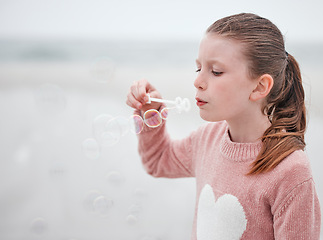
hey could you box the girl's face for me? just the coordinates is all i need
[194,33,257,123]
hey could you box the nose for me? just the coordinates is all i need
[194,73,207,90]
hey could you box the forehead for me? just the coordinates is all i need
[197,33,246,64]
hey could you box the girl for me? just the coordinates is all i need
[126,13,321,239]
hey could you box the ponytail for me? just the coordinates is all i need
[248,53,306,175]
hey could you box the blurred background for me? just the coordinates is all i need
[0,0,322,239]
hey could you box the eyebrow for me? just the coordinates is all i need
[196,58,225,67]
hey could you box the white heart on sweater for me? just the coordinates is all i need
[197,184,247,240]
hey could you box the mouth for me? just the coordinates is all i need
[195,97,208,107]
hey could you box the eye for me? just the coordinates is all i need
[212,71,223,76]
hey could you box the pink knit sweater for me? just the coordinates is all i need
[137,120,321,239]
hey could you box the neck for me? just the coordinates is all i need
[226,110,271,143]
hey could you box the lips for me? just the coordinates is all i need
[196,97,208,107]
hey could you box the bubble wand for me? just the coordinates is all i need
[146,93,191,112]
[130,94,191,134]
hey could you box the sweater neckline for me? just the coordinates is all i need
[220,125,263,162]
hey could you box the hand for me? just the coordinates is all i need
[126,79,163,113]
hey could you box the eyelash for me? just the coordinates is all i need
[212,71,223,76]
[195,69,223,76]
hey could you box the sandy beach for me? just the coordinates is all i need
[0,52,322,239]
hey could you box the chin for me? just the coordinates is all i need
[199,111,223,122]
[199,112,215,122]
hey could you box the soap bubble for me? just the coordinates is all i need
[128,203,142,217]
[125,214,138,225]
[106,171,125,185]
[160,108,169,120]
[100,131,119,147]
[113,116,130,137]
[133,188,147,199]
[101,119,122,146]
[30,217,48,235]
[92,114,132,147]
[92,114,113,145]
[82,138,100,160]
[34,83,66,115]
[83,190,101,213]
[102,116,132,146]
[130,115,144,134]
[90,57,115,83]
[93,195,114,217]
[84,190,114,217]
[143,109,162,128]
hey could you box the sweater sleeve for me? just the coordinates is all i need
[273,178,321,239]
[137,119,200,178]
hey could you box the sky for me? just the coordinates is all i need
[0,0,323,42]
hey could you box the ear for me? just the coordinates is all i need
[249,74,274,101]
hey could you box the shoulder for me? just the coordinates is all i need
[264,150,315,210]
[271,150,312,183]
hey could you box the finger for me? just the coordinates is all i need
[147,89,162,99]
[139,79,160,102]
[130,81,141,101]
[126,91,143,109]
[131,81,145,103]
[136,79,151,103]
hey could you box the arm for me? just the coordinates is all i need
[273,178,321,239]
[137,119,196,178]
[126,79,197,178]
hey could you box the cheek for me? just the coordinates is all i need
[213,83,236,102]
[217,83,251,111]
